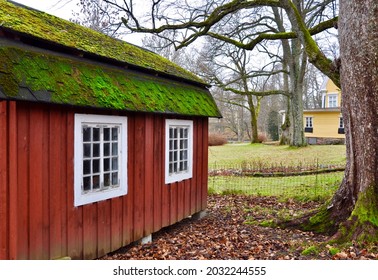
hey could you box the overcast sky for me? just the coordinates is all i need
[11,0,146,45]
[12,0,78,19]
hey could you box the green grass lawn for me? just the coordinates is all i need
[208,143,346,167]
[208,143,346,201]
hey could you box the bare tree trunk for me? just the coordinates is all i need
[297,0,378,240]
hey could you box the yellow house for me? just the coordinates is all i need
[303,77,345,144]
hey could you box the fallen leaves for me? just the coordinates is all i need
[99,195,378,260]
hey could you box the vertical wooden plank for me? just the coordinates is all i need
[0,102,8,259]
[110,197,122,253]
[16,105,29,259]
[41,108,50,259]
[60,111,68,257]
[144,116,154,236]
[169,182,178,225]
[201,118,209,210]
[29,107,44,259]
[66,113,83,260]
[161,118,170,228]
[97,200,111,257]
[133,115,145,240]
[184,179,191,218]
[82,204,98,259]
[8,102,18,259]
[190,119,198,215]
[49,110,63,259]
[195,119,203,212]
[153,116,163,232]
[177,181,185,221]
[123,116,134,246]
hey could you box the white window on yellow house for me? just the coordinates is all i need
[328,94,338,108]
[338,116,345,134]
[305,117,313,133]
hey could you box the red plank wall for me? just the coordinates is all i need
[0,101,209,259]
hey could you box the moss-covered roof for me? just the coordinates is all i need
[0,0,202,84]
[0,44,222,117]
[0,0,221,117]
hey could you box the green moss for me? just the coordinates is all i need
[301,203,336,234]
[335,186,378,244]
[301,245,319,256]
[0,0,204,84]
[328,247,340,256]
[0,45,221,117]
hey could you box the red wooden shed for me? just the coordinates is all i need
[0,0,221,260]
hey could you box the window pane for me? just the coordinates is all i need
[183,161,188,171]
[183,128,188,138]
[93,127,100,141]
[104,173,110,187]
[104,158,110,171]
[112,157,118,170]
[169,163,173,173]
[180,128,184,137]
[104,127,110,141]
[83,144,91,158]
[83,176,91,191]
[112,143,118,156]
[93,175,100,189]
[83,127,91,142]
[179,161,184,171]
[174,140,177,149]
[112,127,118,140]
[93,144,100,157]
[169,151,173,162]
[169,140,173,150]
[181,150,188,160]
[174,152,177,161]
[173,128,177,138]
[173,162,178,173]
[83,160,91,175]
[93,159,100,173]
[104,143,110,156]
[112,172,118,185]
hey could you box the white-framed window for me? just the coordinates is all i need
[74,114,127,207]
[328,94,338,108]
[339,117,344,128]
[305,117,313,128]
[165,119,193,184]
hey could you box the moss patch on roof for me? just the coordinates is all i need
[0,0,203,84]
[0,45,221,117]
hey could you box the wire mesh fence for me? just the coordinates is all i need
[208,161,345,201]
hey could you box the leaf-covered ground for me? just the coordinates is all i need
[99,195,377,260]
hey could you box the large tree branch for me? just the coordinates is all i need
[207,16,337,51]
[282,0,340,87]
[223,87,291,97]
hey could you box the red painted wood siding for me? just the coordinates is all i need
[0,101,209,259]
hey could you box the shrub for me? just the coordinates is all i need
[258,132,268,143]
[208,133,228,146]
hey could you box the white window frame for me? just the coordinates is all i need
[74,114,127,207]
[165,119,193,184]
[339,116,344,129]
[305,117,313,128]
[328,94,338,108]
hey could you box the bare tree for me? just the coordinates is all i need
[198,35,288,143]
[71,0,124,37]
